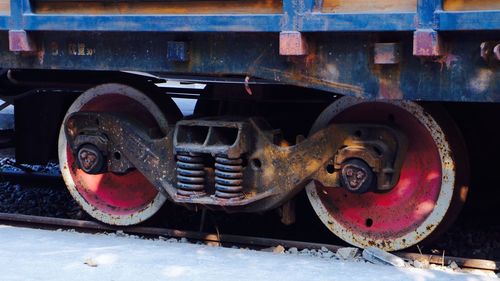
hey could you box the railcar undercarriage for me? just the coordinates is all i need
[12,78,464,252]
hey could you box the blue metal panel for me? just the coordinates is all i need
[416,0,441,29]
[300,13,416,32]
[16,14,284,32]
[437,11,500,31]
[9,0,22,28]
[0,16,9,29]
[20,13,422,32]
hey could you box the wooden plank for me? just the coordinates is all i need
[322,0,416,13]
[0,0,10,15]
[444,0,500,11]
[34,0,282,14]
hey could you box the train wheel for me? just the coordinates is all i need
[306,97,469,251]
[58,83,179,225]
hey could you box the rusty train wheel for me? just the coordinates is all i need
[58,83,178,225]
[306,97,469,251]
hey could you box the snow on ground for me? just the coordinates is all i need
[0,225,497,281]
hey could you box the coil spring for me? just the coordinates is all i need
[176,152,206,197]
[214,156,244,199]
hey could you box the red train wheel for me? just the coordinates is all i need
[58,83,178,225]
[306,97,469,251]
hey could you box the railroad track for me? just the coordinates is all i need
[0,212,497,273]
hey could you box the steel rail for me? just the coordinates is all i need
[0,170,65,186]
[0,212,497,272]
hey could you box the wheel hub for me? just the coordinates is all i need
[340,158,374,193]
[77,144,104,174]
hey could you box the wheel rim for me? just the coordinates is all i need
[59,84,171,225]
[306,97,467,251]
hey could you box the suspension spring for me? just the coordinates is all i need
[214,156,244,199]
[176,152,206,197]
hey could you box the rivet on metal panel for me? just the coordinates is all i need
[279,31,308,56]
[413,29,442,57]
[167,41,189,62]
[9,30,37,52]
[374,43,401,64]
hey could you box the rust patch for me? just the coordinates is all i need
[257,67,365,96]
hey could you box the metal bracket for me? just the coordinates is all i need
[9,30,37,52]
[279,31,308,56]
[167,41,189,62]
[413,29,443,57]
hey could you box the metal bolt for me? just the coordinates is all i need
[77,144,104,174]
[494,44,500,61]
[480,42,491,61]
[374,42,401,65]
[167,41,189,62]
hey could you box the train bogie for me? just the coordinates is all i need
[45,82,469,251]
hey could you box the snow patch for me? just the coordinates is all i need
[0,225,497,281]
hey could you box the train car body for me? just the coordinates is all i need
[0,0,498,251]
[0,0,498,101]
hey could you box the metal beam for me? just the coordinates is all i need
[414,0,442,57]
[20,14,283,32]
[0,3,497,33]
[301,12,416,32]
[437,10,500,31]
